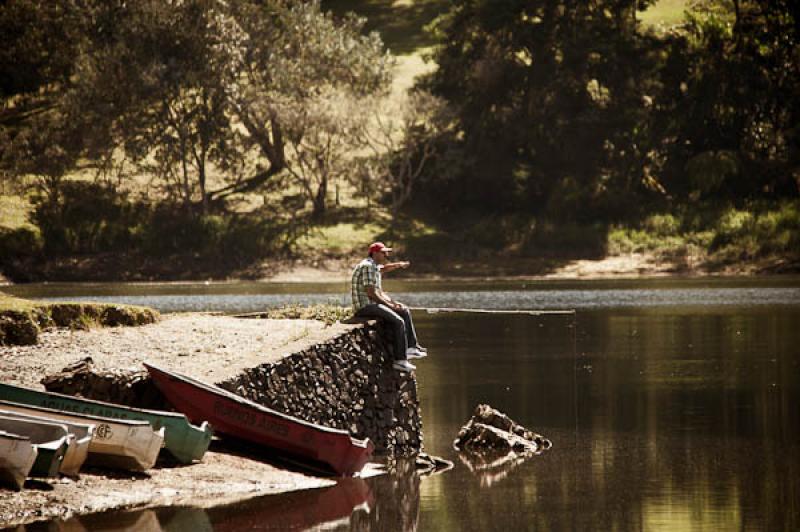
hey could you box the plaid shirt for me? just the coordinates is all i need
[351,257,381,311]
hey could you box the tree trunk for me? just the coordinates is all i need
[312,177,328,219]
[198,159,207,215]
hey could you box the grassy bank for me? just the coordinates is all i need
[607,201,800,272]
[0,292,159,346]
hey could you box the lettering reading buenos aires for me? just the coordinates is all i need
[213,400,289,437]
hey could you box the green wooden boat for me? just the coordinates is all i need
[0,383,212,464]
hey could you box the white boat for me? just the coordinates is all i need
[0,400,164,472]
[0,430,37,490]
[0,416,71,477]
[0,409,94,477]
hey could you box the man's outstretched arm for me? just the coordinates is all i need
[380,261,410,274]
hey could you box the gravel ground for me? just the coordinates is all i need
[1,313,355,386]
[0,314,358,528]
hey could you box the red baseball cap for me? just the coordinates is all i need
[368,242,392,254]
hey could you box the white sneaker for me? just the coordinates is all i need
[406,347,427,359]
[392,360,417,372]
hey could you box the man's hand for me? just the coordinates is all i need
[380,261,411,273]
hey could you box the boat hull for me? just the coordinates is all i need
[0,409,93,477]
[0,400,163,472]
[0,382,211,464]
[145,363,373,476]
[0,431,37,490]
[0,416,70,477]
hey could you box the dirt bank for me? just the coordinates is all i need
[0,314,360,528]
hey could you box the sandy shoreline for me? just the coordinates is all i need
[0,314,358,528]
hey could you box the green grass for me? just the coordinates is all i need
[0,195,33,230]
[323,0,449,55]
[1,291,160,345]
[296,221,387,256]
[607,201,800,268]
[639,0,690,27]
[0,292,38,312]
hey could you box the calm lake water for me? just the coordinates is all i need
[6,277,800,531]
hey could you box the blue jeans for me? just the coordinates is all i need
[356,304,419,361]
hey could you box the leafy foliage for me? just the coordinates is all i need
[416,0,798,225]
[30,181,145,255]
[651,0,800,201]
[419,0,662,220]
[1,0,392,216]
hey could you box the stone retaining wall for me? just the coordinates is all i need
[44,321,423,456]
[217,321,423,456]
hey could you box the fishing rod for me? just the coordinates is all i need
[409,306,576,316]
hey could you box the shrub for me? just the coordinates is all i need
[643,214,680,237]
[0,226,43,261]
[139,208,291,264]
[0,311,39,345]
[30,181,145,255]
[140,208,225,257]
[524,221,607,258]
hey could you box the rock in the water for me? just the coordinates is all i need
[453,404,552,454]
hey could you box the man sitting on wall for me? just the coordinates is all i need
[351,242,427,373]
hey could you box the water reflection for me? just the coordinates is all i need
[457,451,528,488]
[202,478,373,530]
[413,308,800,531]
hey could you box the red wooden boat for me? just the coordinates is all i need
[144,362,374,476]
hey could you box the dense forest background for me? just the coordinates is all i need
[0,0,797,281]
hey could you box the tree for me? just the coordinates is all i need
[279,87,364,219]
[208,0,392,211]
[420,0,664,219]
[355,89,454,213]
[68,0,246,212]
[0,0,95,195]
[652,0,800,201]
